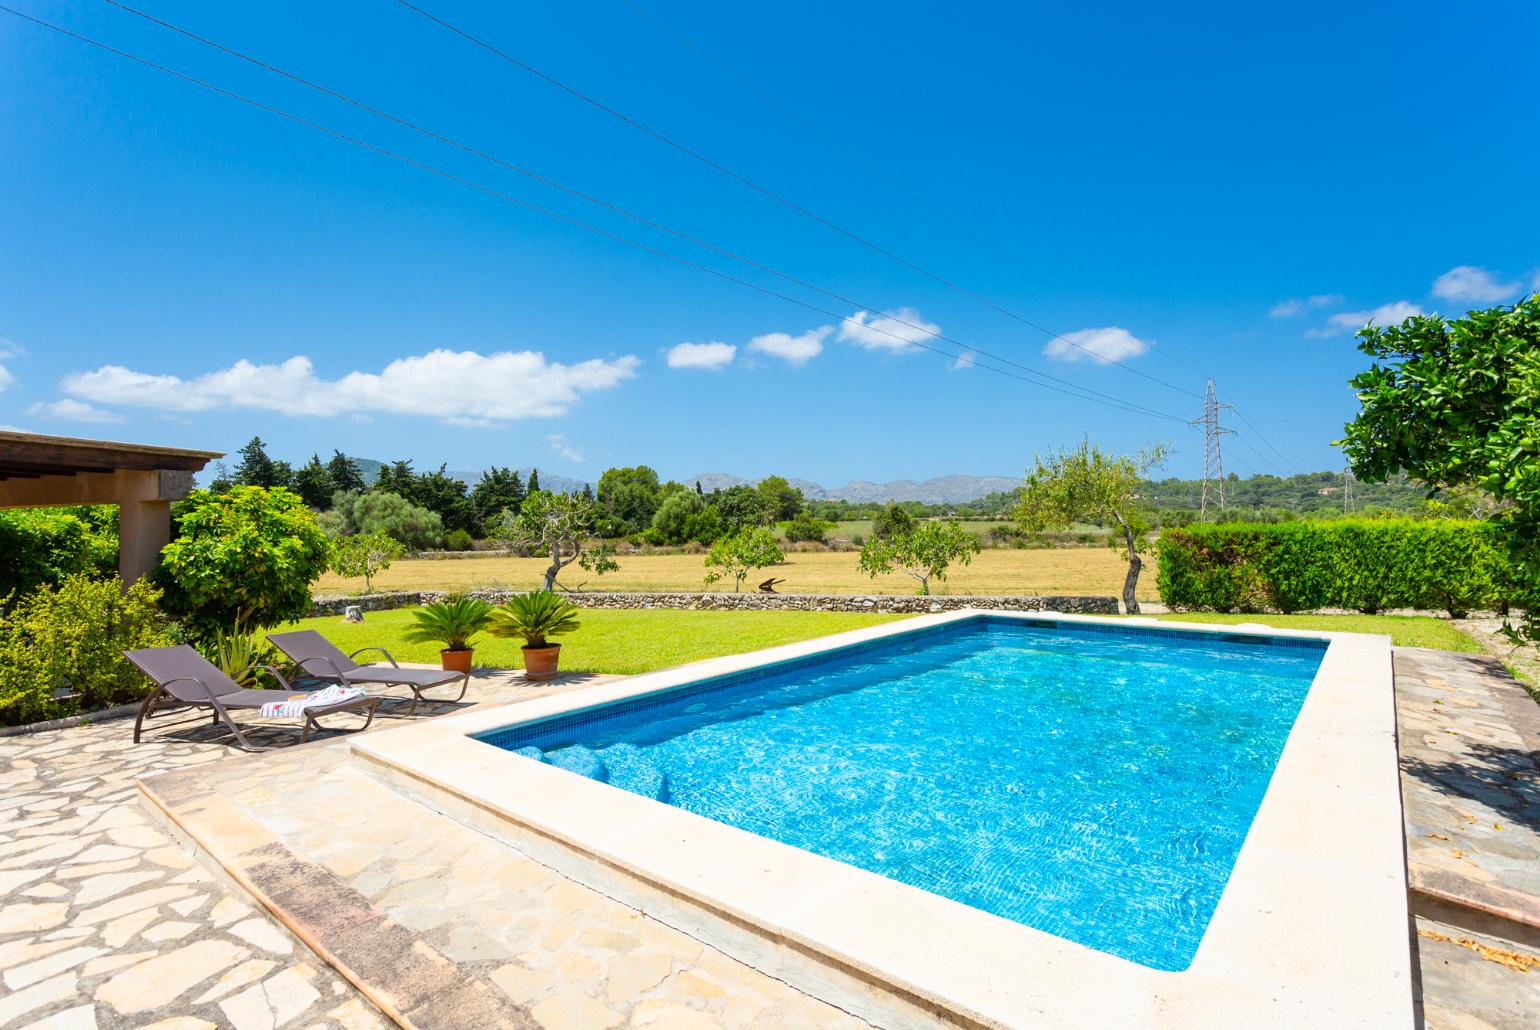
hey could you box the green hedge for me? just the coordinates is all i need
[0,507,117,598]
[1156,519,1514,616]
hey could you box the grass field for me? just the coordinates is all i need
[1144,612,1481,652]
[313,546,1158,600]
[298,607,1481,678]
[297,608,909,675]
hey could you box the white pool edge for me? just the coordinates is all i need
[351,610,1412,1029]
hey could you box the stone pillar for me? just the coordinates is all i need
[118,498,172,584]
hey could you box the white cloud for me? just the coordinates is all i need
[747,326,829,367]
[1307,301,1423,338]
[0,363,11,394]
[1268,294,1342,318]
[545,433,583,463]
[950,350,977,371]
[1043,326,1150,364]
[836,308,940,352]
[27,398,125,423]
[60,349,639,424]
[1531,270,1540,292]
[665,341,736,370]
[1432,265,1518,303]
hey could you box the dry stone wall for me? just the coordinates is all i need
[311,590,1118,616]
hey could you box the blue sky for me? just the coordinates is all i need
[2,0,1536,485]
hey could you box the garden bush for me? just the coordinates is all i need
[1157,519,1514,616]
[0,574,173,726]
[0,506,117,597]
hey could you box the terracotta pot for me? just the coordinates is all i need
[440,648,474,674]
[522,643,561,681]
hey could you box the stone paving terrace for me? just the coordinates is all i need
[1,647,1537,1027]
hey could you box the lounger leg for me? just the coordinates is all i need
[133,687,166,744]
[211,700,268,753]
[406,689,420,717]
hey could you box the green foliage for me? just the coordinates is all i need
[650,490,704,545]
[329,531,407,593]
[0,575,173,726]
[712,485,774,536]
[1339,295,1540,637]
[1156,520,1515,617]
[782,513,834,543]
[487,591,581,647]
[322,491,444,550]
[155,486,331,636]
[326,450,367,494]
[856,519,980,595]
[682,505,723,546]
[871,502,916,541]
[443,528,475,551]
[234,436,291,488]
[292,454,334,509]
[205,626,277,687]
[756,475,805,522]
[0,506,117,597]
[703,528,785,592]
[598,466,662,535]
[496,491,617,590]
[469,466,525,534]
[405,595,494,651]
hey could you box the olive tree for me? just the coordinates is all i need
[1016,440,1169,614]
[1340,294,1540,639]
[703,528,784,592]
[496,491,617,591]
[857,519,980,595]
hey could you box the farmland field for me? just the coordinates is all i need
[312,545,1157,600]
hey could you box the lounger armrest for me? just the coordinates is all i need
[295,655,346,679]
[252,665,296,691]
[350,646,399,668]
[160,675,223,704]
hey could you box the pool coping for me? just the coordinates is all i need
[351,610,1413,1028]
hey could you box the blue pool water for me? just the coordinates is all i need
[476,617,1325,971]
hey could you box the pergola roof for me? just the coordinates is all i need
[0,431,222,482]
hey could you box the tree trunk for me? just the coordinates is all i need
[544,540,560,592]
[1118,518,1142,614]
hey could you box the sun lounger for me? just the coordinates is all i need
[265,630,470,716]
[123,645,379,751]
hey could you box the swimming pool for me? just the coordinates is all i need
[354,611,1410,1027]
[475,617,1325,971]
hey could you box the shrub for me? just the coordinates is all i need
[783,514,834,543]
[323,491,444,550]
[1157,519,1513,616]
[155,486,332,637]
[0,506,117,597]
[444,528,475,552]
[0,574,174,726]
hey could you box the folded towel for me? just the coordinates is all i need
[260,685,366,719]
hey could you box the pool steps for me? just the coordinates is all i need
[515,744,670,803]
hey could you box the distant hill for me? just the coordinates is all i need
[684,473,1020,504]
[356,459,590,495]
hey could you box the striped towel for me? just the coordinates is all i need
[259,685,366,719]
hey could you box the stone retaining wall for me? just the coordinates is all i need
[311,590,1118,616]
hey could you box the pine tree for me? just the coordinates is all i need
[293,454,334,509]
[234,437,287,488]
[326,450,366,494]
[527,468,541,494]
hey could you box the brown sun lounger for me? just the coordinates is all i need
[123,645,380,752]
[265,630,470,716]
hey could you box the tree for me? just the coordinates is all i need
[373,460,416,499]
[597,465,662,535]
[651,490,704,545]
[527,468,541,494]
[329,531,406,593]
[1339,294,1540,638]
[233,436,290,488]
[1016,440,1169,614]
[712,485,773,535]
[469,467,525,535]
[756,475,805,522]
[703,528,784,592]
[292,454,334,509]
[326,451,367,494]
[495,491,617,591]
[322,491,443,550]
[872,502,916,540]
[411,465,476,535]
[783,513,833,543]
[857,519,979,595]
[154,486,331,636]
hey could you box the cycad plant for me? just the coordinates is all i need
[487,591,581,649]
[404,595,494,653]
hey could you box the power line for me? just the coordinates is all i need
[87,0,1188,424]
[1,3,1186,424]
[395,0,1204,400]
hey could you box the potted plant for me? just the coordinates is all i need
[487,591,581,681]
[403,595,493,673]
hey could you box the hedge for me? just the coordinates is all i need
[1156,519,1515,616]
[0,506,117,599]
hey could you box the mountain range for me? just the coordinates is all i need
[683,473,1020,504]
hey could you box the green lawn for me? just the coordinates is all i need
[295,608,911,676]
[1141,612,1482,652]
